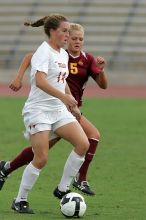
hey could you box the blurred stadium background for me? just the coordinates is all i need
[0,0,146,87]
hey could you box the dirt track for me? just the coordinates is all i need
[0,84,146,98]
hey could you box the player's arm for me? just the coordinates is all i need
[36,71,77,111]
[71,105,81,122]
[94,56,108,89]
[65,83,81,121]
[9,53,33,91]
[65,82,72,95]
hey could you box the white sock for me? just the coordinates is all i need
[58,150,85,192]
[15,162,41,202]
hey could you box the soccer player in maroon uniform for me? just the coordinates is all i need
[0,22,107,196]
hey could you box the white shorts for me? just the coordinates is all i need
[23,107,76,140]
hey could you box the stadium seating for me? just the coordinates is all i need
[0,0,146,74]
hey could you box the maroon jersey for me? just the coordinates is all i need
[66,51,101,107]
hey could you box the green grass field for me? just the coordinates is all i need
[0,97,146,220]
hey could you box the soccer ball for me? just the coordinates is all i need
[60,192,87,218]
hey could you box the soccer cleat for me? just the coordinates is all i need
[11,199,34,214]
[72,180,95,196]
[0,161,8,190]
[53,187,71,199]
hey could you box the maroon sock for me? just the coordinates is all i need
[6,146,34,175]
[78,138,99,182]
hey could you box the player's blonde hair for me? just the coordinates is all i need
[69,23,84,35]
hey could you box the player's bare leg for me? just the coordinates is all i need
[0,137,60,190]
[53,121,89,199]
[73,115,100,196]
[12,130,50,213]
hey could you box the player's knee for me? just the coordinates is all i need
[75,138,89,156]
[34,155,48,169]
[38,159,48,169]
[88,129,100,140]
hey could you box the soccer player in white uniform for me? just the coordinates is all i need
[11,14,89,214]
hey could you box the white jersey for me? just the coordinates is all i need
[22,41,69,114]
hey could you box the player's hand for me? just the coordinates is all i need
[9,78,22,92]
[61,94,77,112]
[96,56,106,72]
[71,105,81,121]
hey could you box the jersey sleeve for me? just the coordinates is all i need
[31,43,49,76]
